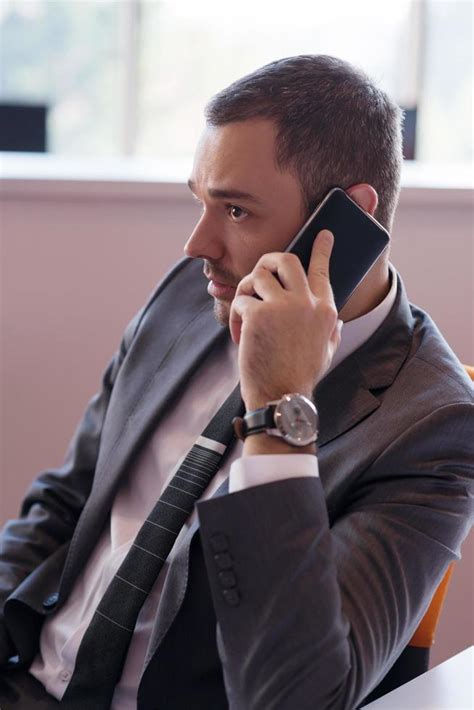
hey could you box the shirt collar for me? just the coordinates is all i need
[327,262,398,375]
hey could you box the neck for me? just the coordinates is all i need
[339,259,391,323]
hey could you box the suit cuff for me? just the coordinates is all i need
[229,453,319,493]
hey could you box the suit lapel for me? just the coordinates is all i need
[315,271,414,446]
[60,258,228,597]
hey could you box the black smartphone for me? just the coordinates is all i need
[285,187,390,312]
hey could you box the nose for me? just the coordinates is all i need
[183,213,225,261]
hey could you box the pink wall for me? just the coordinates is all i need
[0,179,472,667]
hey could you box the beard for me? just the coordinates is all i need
[213,298,231,329]
[203,259,238,330]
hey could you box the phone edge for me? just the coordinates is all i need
[284,186,391,255]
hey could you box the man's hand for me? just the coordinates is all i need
[229,229,342,411]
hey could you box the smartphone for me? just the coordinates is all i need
[285,187,390,312]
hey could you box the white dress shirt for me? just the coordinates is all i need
[29,265,397,708]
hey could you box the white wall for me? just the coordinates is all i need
[0,177,472,668]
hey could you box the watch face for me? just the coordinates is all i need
[274,394,318,446]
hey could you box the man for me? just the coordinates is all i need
[0,55,472,709]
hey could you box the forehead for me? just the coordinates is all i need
[194,119,278,173]
[190,119,301,205]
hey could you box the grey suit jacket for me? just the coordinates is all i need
[0,256,473,709]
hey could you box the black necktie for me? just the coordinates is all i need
[61,382,245,708]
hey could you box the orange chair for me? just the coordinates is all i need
[362,364,473,705]
[464,365,474,381]
[408,562,455,649]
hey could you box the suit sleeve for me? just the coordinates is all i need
[0,306,144,663]
[197,401,474,710]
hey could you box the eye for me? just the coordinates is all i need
[227,204,249,222]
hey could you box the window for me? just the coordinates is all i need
[0,0,471,166]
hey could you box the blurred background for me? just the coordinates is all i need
[0,0,472,162]
[0,0,473,670]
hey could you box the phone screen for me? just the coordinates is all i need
[285,187,390,312]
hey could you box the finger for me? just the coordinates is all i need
[236,266,282,301]
[229,294,260,344]
[253,252,309,294]
[307,229,335,302]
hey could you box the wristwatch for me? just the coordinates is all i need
[232,393,319,447]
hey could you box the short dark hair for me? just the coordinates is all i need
[205,55,404,232]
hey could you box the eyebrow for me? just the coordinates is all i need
[187,179,263,204]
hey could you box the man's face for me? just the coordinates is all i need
[184,119,306,327]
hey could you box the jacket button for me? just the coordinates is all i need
[218,570,237,588]
[214,552,233,570]
[42,593,59,610]
[222,589,240,607]
[210,533,229,553]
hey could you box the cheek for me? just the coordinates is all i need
[237,249,268,282]
[232,209,305,279]
[277,213,307,251]
[227,235,263,280]
[246,224,299,269]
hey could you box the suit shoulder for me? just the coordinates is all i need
[401,303,473,406]
[143,256,197,311]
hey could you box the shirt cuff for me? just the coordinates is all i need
[228,454,319,494]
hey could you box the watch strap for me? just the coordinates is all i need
[243,405,276,435]
[232,405,276,440]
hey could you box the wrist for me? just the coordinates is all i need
[242,431,317,456]
[237,392,319,453]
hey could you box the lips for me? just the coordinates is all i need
[209,278,233,288]
[207,279,236,299]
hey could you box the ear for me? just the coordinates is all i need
[345,184,378,216]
